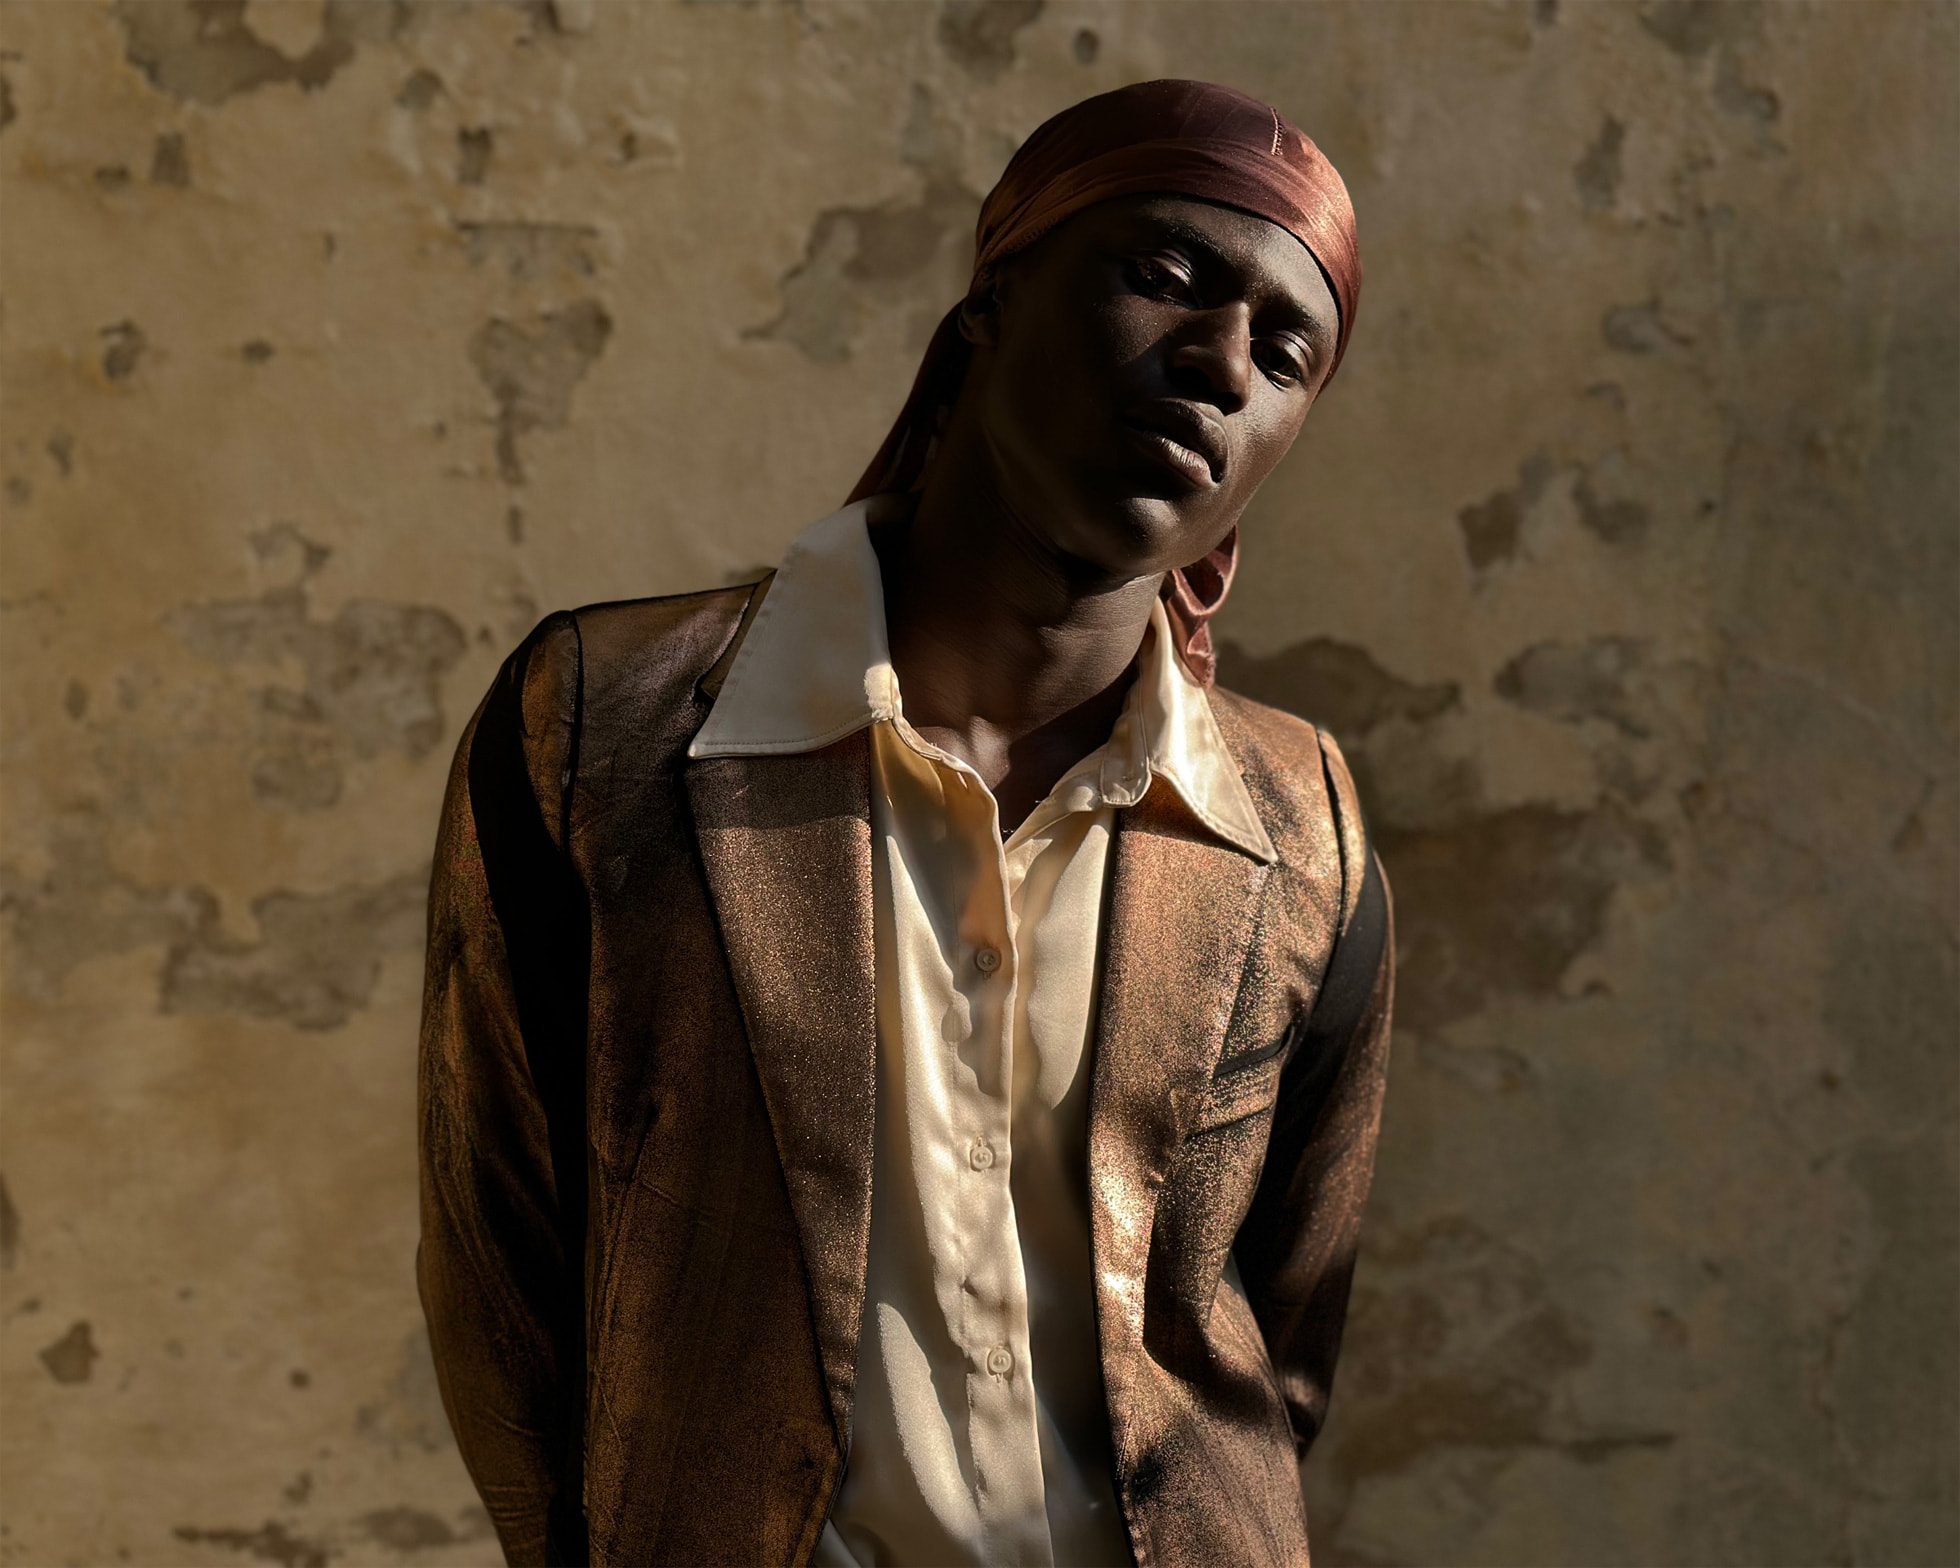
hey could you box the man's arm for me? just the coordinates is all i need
[417,614,590,1565]
[1233,733,1395,1457]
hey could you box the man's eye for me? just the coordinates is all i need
[1131,257,1193,300]
[1257,338,1310,388]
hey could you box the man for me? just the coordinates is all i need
[418,80,1392,1568]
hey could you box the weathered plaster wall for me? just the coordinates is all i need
[1,2,1953,1564]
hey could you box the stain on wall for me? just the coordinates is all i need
[0,2,1952,1564]
[467,298,612,483]
[747,84,981,363]
[0,1178,19,1272]
[160,868,430,1032]
[111,0,405,105]
[37,1320,98,1386]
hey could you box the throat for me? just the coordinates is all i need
[872,498,1158,833]
[907,665,1139,836]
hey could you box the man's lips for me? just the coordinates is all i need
[1120,403,1228,487]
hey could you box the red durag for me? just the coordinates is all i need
[846,79,1362,685]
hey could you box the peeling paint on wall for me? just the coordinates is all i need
[171,1520,329,1568]
[1216,637,1461,739]
[171,582,467,764]
[748,84,981,364]
[1383,801,1669,1032]
[0,816,425,1029]
[112,0,404,107]
[1,815,220,1000]
[937,0,1045,80]
[0,1177,18,1272]
[1573,114,1624,211]
[159,867,428,1031]
[38,1321,98,1385]
[467,298,612,484]
[354,1329,455,1458]
[1496,637,1651,737]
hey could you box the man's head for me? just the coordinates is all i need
[951,192,1340,580]
[849,79,1360,683]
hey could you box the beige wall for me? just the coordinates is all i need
[1,1,1954,1563]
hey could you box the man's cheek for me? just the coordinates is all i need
[1241,404,1307,480]
[1080,298,1167,370]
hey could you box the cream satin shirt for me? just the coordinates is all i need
[689,504,1274,1567]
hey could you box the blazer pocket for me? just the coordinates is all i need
[1193,1050,1288,1133]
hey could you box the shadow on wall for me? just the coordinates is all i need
[1216,631,1671,1040]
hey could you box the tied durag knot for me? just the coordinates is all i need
[1159,530,1238,688]
[846,78,1361,687]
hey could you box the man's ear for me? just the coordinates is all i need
[957,278,1003,348]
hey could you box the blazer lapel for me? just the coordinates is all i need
[686,735,877,1446]
[1088,785,1271,1462]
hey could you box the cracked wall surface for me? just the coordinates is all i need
[1,2,1954,1564]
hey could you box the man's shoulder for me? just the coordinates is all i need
[1206,684,1327,763]
[1206,683,1344,806]
[518,580,758,687]
[499,580,763,763]
[568,579,762,694]
[1206,684,1368,876]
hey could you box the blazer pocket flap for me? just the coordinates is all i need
[1193,1052,1286,1132]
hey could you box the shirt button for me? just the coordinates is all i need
[974,945,1001,975]
[969,1139,996,1172]
[986,1345,1013,1377]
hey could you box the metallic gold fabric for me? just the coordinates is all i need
[418,581,1393,1567]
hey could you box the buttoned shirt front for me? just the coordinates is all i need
[689,503,1275,1567]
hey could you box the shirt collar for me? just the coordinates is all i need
[689,501,1276,863]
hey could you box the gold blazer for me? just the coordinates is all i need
[417,582,1394,1568]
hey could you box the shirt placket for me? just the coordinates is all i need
[937,763,1052,1565]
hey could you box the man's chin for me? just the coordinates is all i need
[1051,492,1228,579]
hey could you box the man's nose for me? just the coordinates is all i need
[1166,305,1253,415]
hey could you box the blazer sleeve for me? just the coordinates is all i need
[1233,728,1395,1459]
[417,612,591,1566]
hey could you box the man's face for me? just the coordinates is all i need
[965,194,1340,580]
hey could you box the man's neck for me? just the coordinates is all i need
[872,461,1161,832]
